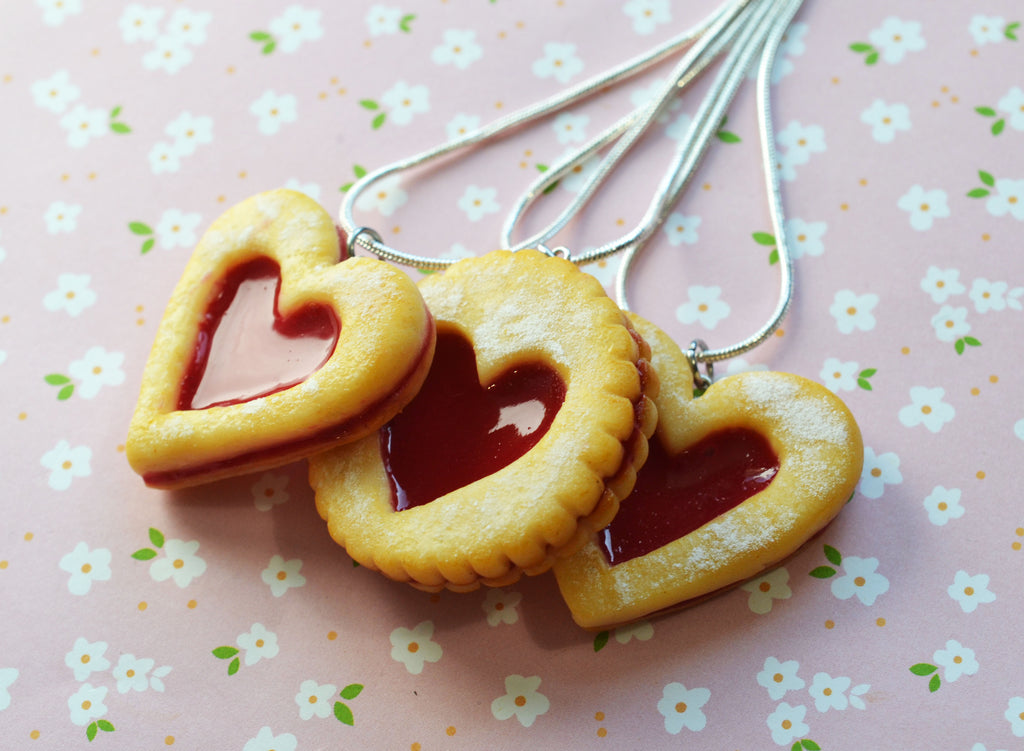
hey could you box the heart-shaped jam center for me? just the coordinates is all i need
[179,258,339,410]
[381,331,565,510]
[599,428,779,565]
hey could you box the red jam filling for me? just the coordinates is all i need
[178,257,339,410]
[599,427,779,565]
[381,331,566,511]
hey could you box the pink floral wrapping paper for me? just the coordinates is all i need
[1,1,1023,748]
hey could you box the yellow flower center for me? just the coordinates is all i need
[514,695,527,707]
[408,642,419,653]
[276,570,287,581]
[854,576,866,587]
[173,559,185,569]
[81,563,92,573]
[759,581,771,593]
[675,701,688,713]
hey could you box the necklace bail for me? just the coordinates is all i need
[684,339,715,392]
[347,226,384,259]
[536,243,573,262]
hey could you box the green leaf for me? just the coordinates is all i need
[1006,22,1020,40]
[129,221,153,235]
[792,743,803,751]
[359,99,379,111]
[110,106,122,119]
[768,248,780,265]
[928,674,941,692]
[801,741,821,751]
[966,188,990,198]
[351,559,360,567]
[593,631,609,652]
[110,122,132,134]
[353,164,367,179]
[131,548,157,560]
[535,163,549,173]
[262,41,276,55]
[399,13,416,32]
[96,720,115,732]
[87,722,98,742]
[964,336,981,347]
[824,544,842,566]
[752,231,776,246]
[857,378,873,391]
[992,119,1005,135]
[141,237,156,254]
[228,657,240,675]
[541,180,560,195]
[849,42,872,52]
[250,31,272,41]
[45,373,71,385]
[955,338,966,355]
[909,663,938,676]
[974,106,997,117]
[809,566,836,579]
[859,368,876,378]
[716,130,741,143]
[58,384,75,400]
[371,112,387,130]
[340,182,353,193]
[334,700,355,725]
[979,170,995,187]
[865,51,879,65]
[148,527,165,548]
[212,646,240,659]
[340,683,364,700]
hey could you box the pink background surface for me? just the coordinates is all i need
[2,1,1023,748]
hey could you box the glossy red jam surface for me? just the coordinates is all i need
[381,331,565,511]
[599,427,779,565]
[178,257,339,410]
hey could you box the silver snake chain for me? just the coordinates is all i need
[339,0,803,375]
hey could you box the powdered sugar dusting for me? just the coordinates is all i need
[741,374,849,447]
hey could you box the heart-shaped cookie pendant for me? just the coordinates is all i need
[126,189,435,489]
[309,249,659,592]
[554,314,863,629]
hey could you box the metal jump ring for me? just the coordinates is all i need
[347,226,384,259]
[685,339,715,391]
[536,243,573,262]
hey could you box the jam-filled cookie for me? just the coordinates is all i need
[309,249,658,592]
[554,314,863,629]
[127,189,435,489]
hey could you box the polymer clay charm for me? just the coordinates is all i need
[126,189,435,489]
[308,249,659,592]
[553,314,863,629]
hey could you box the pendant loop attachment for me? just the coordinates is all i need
[347,226,384,259]
[685,339,715,392]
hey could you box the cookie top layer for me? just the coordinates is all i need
[554,314,863,629]
[126,189,434,489]
[309,249,656,591]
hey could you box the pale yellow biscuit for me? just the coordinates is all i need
[127,189,434,489]
[309,249,658,592]
[554,314,863,629]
